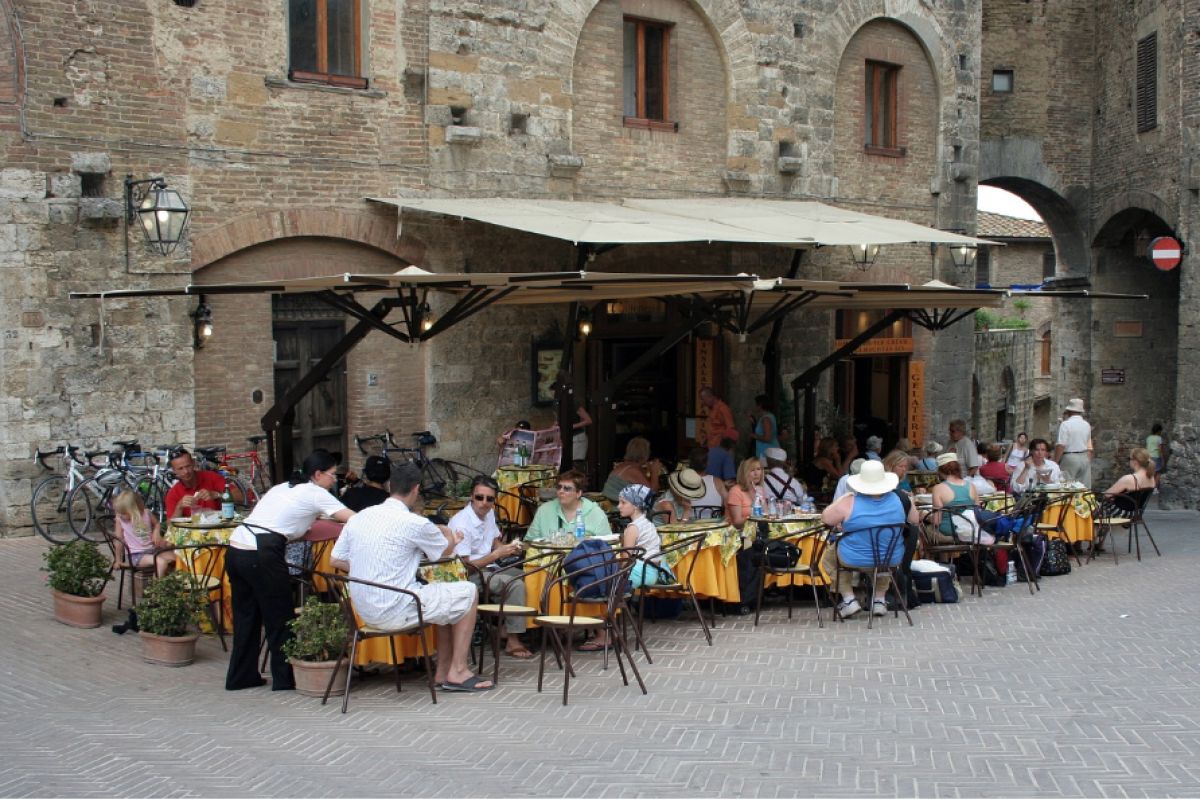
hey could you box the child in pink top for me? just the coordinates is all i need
[113,491,174,576]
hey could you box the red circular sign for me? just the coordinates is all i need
[1149,236,1183,271]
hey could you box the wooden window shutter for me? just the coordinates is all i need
[1136,32,1157,133]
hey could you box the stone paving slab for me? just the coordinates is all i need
[1,511,1198,797]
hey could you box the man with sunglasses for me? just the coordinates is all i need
[526,470,610,541]
[448,477,534,659]
[164,447,227,520]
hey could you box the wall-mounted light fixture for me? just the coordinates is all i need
[419,301,435,333]
[848,243,881,270]
[577,305,593,337]
[930,235,980,275]
[124,174,191,257]
[191,295,212,349]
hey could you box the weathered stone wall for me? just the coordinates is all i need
[972,328,1036,446]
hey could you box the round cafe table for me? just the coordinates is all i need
[494,463,557,526]
[167,516,241,629]
[749,515,828,588]
[1032,486,1095,544]
[656,520,743,603]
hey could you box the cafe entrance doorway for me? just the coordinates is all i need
[832,310,912,452]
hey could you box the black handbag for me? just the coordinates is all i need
[764,539,801,569]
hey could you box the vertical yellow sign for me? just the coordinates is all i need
[908,361,925,446]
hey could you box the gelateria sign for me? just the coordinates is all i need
[833,337,914,356]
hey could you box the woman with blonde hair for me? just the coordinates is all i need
[1103,447,1156,498]
[725,457,767,529]
[601,436,663,501]
[882,450,913,493]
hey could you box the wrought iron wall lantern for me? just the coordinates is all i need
[930,232,980,274]
[848,243,881,270]
[577,305,593,338]
[124,174,191,257]
[190,295,212,349]
[418,301,435,333]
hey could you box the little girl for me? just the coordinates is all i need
[618,484,673,589]
[113,491,174,577]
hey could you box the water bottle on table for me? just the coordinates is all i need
[574,508,586,542]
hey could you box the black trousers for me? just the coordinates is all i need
[225,534,296,691]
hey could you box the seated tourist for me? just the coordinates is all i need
[1011,438,1062,492]
[864,436,884,461]
[329,463,492,692]
[820,460,917,618]
[656,467,706,523]
[449,476,533,660]
[164,447,226,519]
[686,446,727,513]
[915,441,942,471]
[583,485,671,653]
[762,447,809,506]
[978,444,1011,494]
[340,455,391,511]
[601,436,663,501]
[882,450,912,493]
[929,452,979,543]
[526,470,610,540]
[1103,447,1156,499]
[725,457,767,530]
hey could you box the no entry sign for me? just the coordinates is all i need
[1148,236,1183,271]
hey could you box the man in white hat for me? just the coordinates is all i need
[762,447,808,506]
[820,460,918,618]
[1054,398,1092,486]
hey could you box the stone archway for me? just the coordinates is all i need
[1088,205,1180,487]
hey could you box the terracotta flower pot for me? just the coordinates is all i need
[139,631,200,667]
[290,658,348,698]
[51,589,106,628]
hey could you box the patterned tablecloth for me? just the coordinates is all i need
[1032,486,1096,543]
[494,463,557,526]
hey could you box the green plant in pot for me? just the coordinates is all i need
[283,596,351,697]
[137,571,206,666]
[43,540,110,628]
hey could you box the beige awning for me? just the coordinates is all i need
[368,196,994,248]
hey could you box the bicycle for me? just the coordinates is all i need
[30,444,105,544]
[353,429,455,496]
[65,441,147,542]
[216,435,271,501]
[194,443,259,510]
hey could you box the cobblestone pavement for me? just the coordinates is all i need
[2,511,1199,797]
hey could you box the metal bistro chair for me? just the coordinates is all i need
[315,570,439,713]
[635,531,715,647]
[174,542,229,651]
[690,505,725,521]
[534,546,647,706]
[1091,489,1159,563]
[467,550,565,687]
[101,525,157,611]
[919,507,994,598]
[754,525,829,628]
[830,524,912,629]
[1123,488,1159,560]
[1033,493,1084,566]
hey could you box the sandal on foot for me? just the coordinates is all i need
[505,646,535,659]
[441,675,494,692]
[575,640,606,652]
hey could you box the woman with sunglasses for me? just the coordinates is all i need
[448,477,534,659]
[224,449,356,692]
[525,470,611,541]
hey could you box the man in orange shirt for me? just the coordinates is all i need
[701,387,739,481]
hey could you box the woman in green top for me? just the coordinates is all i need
[1146,423,1167,490]
[526,469,612,540]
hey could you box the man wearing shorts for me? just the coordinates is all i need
[330,463,493,692]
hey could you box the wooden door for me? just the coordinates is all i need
[272,300,347,460]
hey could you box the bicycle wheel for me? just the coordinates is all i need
[420,458,456,497]
[66,477,101,540]
[69,473,136,542]
[31,475,75,545]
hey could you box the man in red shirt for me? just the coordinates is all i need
[164,448,226,519]
[700,387,739,481]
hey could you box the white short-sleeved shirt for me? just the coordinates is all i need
[330,498,449,627]
[696,475,724,509]
[1005,446,1028,469]
[448,505,501,562]
[954,437,982,471]
[1056,415,1092,453]
[229,481,347,549]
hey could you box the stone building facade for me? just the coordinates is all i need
[980,0,1196,497]
[0,0,986,534]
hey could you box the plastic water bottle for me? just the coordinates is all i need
[574,508,585,541]
[767,496,778,519]
[752,493,763,518]
[1006,558,1016,585]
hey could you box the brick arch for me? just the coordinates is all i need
[819,3,955,94]
[555,0,754,97]
[980,176,1090,280]
[189,207,420,272]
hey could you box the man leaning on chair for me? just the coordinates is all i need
[330,462,494,693]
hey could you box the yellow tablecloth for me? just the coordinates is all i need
[753,517,828,589]
[1037,490,1095,544]
[495,464,557,526]
[908,470,940,490]
[658,521,744,603]
[167,520,239,630]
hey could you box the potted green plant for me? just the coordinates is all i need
[42,540,110,628]
[137,571,205,666]
[282,596,351,697]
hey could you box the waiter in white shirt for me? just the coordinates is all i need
[1054,398,1093,487]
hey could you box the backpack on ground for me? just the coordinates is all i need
[1015,532,1048,581]
[564,538,619,600]
[1039,537,1073,577]
[910,560,960,603]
